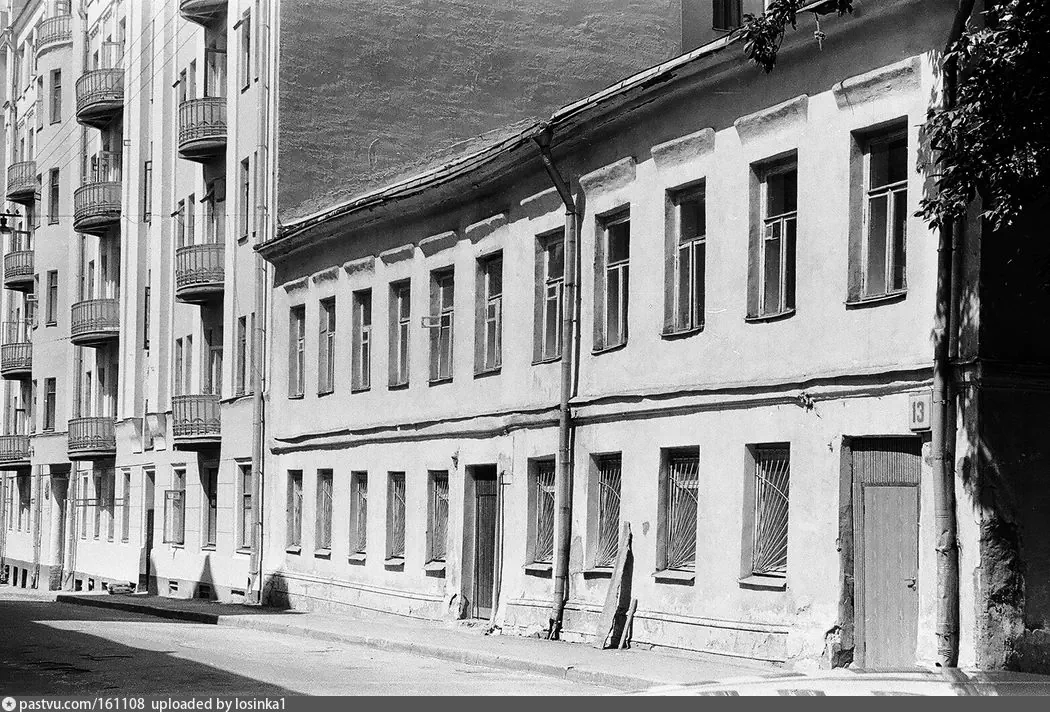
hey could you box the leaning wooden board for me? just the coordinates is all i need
[592,521,632,649]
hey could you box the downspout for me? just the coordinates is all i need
[534,126,576,640]
[931,0,975,668]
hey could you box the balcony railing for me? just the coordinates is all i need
[175,243,225,303]
[3,250,34,291]
[6,161,36,202]
[0,435,31,466]
[70,298,120,347]
[178,97,227,160]
[0,321,32,380]
[73,181,122,234]
[172,394,221,447]
[68,417,116,459]
[179,0,228,25]
[75,68,124,128]
[36,15,72,56]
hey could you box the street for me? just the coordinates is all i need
[0,593,611,696]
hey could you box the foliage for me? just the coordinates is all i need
[737,1,853,73]
[917,1,1050,231]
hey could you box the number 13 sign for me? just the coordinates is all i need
[909,392,933,431]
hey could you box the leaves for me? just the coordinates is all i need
[737,1,854,73]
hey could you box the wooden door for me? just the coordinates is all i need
[473,475,498,619]
[853,437,921,669]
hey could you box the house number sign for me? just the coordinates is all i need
[909,392,933,431]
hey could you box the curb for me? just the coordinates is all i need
[55,594,653,690]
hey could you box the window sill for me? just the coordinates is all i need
[287,394,304,401]
[384,557,405,571]
[201,545,216,552]
[845,290,907,310]
[738,574,787,591]
[661,325,704,341]
[348,552,367,565]
[524,561,553,577]
[317,390,334,398]
[424,560,446,577]
[582,567,614,580]
[473,367,501,380]
[350,386,371,394]
[744,308,796,324]
[388,381,410,391]
[591,341,628,356]
[314,549,331,559]
[653,569,695,586]
[428,377,453,387]
[531,355,561,366]
[285,546,302,556]
[236,547,253,555]
[169,543,185,550]
[45,322,57,328]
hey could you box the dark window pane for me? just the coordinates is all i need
[607,221,630,263]
[679,196,705,243]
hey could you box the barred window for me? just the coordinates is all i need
[315,469,333,551]
[386,473,406,560]
[751,446,790,577]
[532,460,556,564]
[428,471,449,562]
[286,470,303,549]
[350,472,368,556]
[594,455,622,568]
[663,450,699,571]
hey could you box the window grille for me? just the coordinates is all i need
[665,452,699,570]
[429,473,449,562]
[533,460,556,563]
[316,470,333,550]
[287,471,302,548]
[752,447,790,576]
[387,473,406,559]
[760,167,797,316]
[864,133,908,297]
[351,472,368,555]
[595,456,622,568]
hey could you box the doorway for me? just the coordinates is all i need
[139,468,155,592]
[852,437,921,669]
[469,466,498,620]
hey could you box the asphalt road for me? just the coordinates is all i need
[0,592,611,696]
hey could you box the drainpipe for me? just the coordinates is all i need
[931,0,975,668]
[534,126,576,640]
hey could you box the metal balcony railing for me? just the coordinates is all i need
[0,435,31,464]
[175,243,224,301]
[75,68,124,126]
[36,15,72,55]
[70,298,120,345]
[68,417,117,458]
[172,394,221,441]
[178,97,227,157]
[73,181,122,233]
[6,161,36,201]
[0,321,32,379]
[3,251,34,290]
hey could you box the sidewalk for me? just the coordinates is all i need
[54,592,781,690]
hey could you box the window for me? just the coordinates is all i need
[286,470,303,549]
[661,449,699,572]
[50,69,61,123]
[712,0,742,30]
[43,378,56,431]
[349,472,368,557]
[202,466,218,548]
[240,12,252,90]
[143,284,151,350]
[79,475,88,538]
[203,327,223,396]
[93,474,103,539]
[750,162,797,318]
[474,254,503,373]
[106,471,116,541]
[315,469,333,551]
[747,445,790,578]
[175,199,187,248]
[531,460,556,564]
[427,471,449,563]
[45,271,58,326]
[597,213,630,350]
[534,233,564,362]
[239,158,250,240]
[239,463,253,549]
[236,315,248,396]
[288,305,305,397]
[594,455,622,568]
[17,476,31,533]
[429,270,454,383]
[666,188,706,334]
[142,158,153,223]
[352,290,372,391]
[163,469,186,545]
[48,169,59,224]
[121,469,131,542]
[386,472,406,561]
[388,282,410,387]
[859,132,908,299]
[186,193,196,246]
[174,338,184,396]
[318,297,336,395]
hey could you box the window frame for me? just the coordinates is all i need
[747,158,798,321]
[286,470,303,551]
[427,471,449,564]
[288,305,306,398]
[475,253,503,374]
[352,289,372,392]
[238,463,253,550]
[50,68,61,123]
[47,168,60,224]
[349,471,368,559]
[45,270,58,326]
[529,458,557,565]
[428,269,455,384]
[534,231,564,363]
[596,210,631,352]
[592,454,622,569]
[202,465,218,548]
[315,469,334,553]
[665,185,707,336]
[388,281,411,388]
[860,130,909,300]
[317,297,336,395]
[712,0,743,31]
[386,472,407,564]
[657,448,700,577]
[741,444,791,584]
[162,469,186,546]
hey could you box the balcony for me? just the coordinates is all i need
[179,0,228,25]
[1,321,32,380]
[175,244,225,303]
[70,298,120,347]
[6,161,36,203]
[36,15,72,58]
[172,394,221,449]
[0,435,31,469]
[73,181,122,234]
[3,251,34,292]
[67,417,116,460]
[178,97,227,161]
[76,68,124,128]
